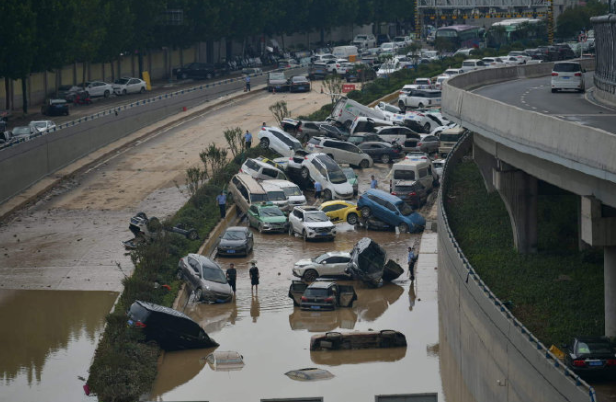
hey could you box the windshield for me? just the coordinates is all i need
[13,127,30,134]
[304,288,329,297]
[314,254,328,263]
[329,169,347,184]
[342,168,356,180]
[202,266,227,284]
[282,186,302,196]
[440,133,462,142]
[116,78,129,85]
[267,191,286,201]
[398,202,414,216]
[260,207,284,217]
[393,170,415,180]
[269,73,286,80]
[305,212,329,222]
[222,230,246,240]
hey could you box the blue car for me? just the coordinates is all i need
[357,189,425,233]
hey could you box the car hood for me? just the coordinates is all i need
[203,280,233,295]
[261,216,287,224]
[294,259,314,268]
[219,239,247,248]
[331,182,354,194]
[305,221,335,228]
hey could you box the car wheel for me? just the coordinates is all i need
[418,103,424,109]
[423,123,431,132]
[381,154,390,164]
[176,269,183,280]
[361,207,371,217]
[258,223,264,233]
[300,167,310,180]
[359,159,370,169]
[104,90,110,98]
[260,138,270,149]
[140,87,145,94]
[347,213,359,225]
[398,223,409,233]
[398,101,406,112]
[323,189,332,201]
[186,229,198,241]
[195,288,203,301]
[303,230,308,241]
[302,269,319,283]
[122,89,127,95]
[288,224,294,236]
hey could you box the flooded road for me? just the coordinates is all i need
[150,165,442,401]
[0,290,117,402]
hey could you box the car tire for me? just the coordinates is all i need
[381,154,390,164]
[418,103,424,109]
[302,269,319,283]
[361,206,371,217]
[359,159,370,169]
[186,229,198,241]
[300,167,310,180]
[260,138,270,149]
[195,288,203,301]
[288,224,294,236]
[347,213,359,225]
[323,189,332,201]
[122,89,127,95]
[423,123,431,132]
[398,223,409,233]
[303,230,308,241]
[140,87,145,94]
[176,269,183,280]
[104,90,110,98]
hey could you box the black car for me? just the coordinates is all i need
[173,62,221,80]
[308,63,328,80]
[288,280,357,311]
[217,226,254,257]
[390,180,428,209]
[565,336,616,377]
[289,75,311,93]
[318,123,349,140]
[348,237,387,287]
[41,99,69,116]
[345,64,377,82]
[554,44,576,60]
[348,133,385,145]
[358,141,402,164]
[127,300,219,351]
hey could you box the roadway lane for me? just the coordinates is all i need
[473,72,616,133]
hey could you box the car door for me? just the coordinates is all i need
[186,256,201,289]
[327,256,350,276]
[87,82,101,97]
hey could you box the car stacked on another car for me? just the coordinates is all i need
[217,226,254,256]
[288,206,337,241]
[319,200,361,225]
[258,126,303,157]
[390,180,428,209]
[177,254,234,303]
[264,179,307,208]
[357,189,426,233]
[287,151,354,200]
[358,142,402,164]
[306,137,373,168]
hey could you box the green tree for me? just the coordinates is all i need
[73,0,107,87]
[556,0,608,39]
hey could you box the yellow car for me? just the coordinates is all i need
[319,201,362,225]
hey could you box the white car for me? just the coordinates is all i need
[258,126,304,157]
[501,56,521,66]
[311,54,336,64]
[306,136,373,168]
[29,120,56,133]
[392,36,413,47]
[434,75,449,90]
[482,57,505,68]
[263,179,307,208]
[443,68,464,76]
[352,34,377,49]
[113,77,147,95]
[431,122,459,137]
[240,158,287,181]
[460,59,487,73]
[551,61,585,93]
[332,60,354,75]
[84,81,114,98]
[508,51,532,64]
[292,251,352,282]
[377,59,401,78]
[287,152,354,200]
[432,159,445,180]
[398,88,442,110]
[379,42,397,55]
[288,206,336,241]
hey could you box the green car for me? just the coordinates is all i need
[342,167,359,196]
[247,202,288,233]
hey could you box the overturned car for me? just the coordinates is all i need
[348,237,404,287]
[310,330,407,351]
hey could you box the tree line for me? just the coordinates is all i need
[0,0,414,112]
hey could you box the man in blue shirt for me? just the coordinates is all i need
[370,175,378,189]
[216,191,227,218]
[314,181,322,200]
[244,130,253,149]
[408,246,417,280]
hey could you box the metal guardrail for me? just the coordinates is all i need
[592,15,616,96]
[0,66,307,152]
[438,132,597,402]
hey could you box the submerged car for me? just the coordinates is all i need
[177,254,233,303]
[309,330,407,351]
[565,336,616,377]
[288,280,357,310]
[127,300,218,351]
[292,251,353,282]
[247,202,288,233]
[348,237,387,287]
[319,200,361,225]
[217,226,254,256]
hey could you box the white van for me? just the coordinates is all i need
[438,126,466,158]
[331,96,386,128]
[240,158,288,181]
[349,116,394,135]
[460,59,486,73]
[263,179,307,208]
[259,181,291,212]
[332,46,359,60]
[388,159,435,193]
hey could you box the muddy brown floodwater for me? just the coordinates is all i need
[149,164,443,401]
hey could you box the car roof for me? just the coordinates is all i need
[307,281,335,289]
[320,200,355,208]
[361,141,391,146]
[226,226,249,232]
[364,188,404,204]
[262,179,298,188]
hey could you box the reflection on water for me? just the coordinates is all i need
[250,295,260,323]
[152,347,217,397]
[354,282,404,322]
[289,308,358,332]
[0,290,117,402]
[311,347,407,366]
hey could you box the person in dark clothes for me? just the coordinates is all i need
[216,191,227,218]
[226,263,237,294]
[408,246,417,281]
[249,260,260,294]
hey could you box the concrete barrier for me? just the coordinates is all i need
[438,133,596,402]
[441,60,616,194]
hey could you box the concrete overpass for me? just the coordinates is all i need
[441,61,616,336]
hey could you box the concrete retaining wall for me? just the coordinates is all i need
[0,67,306,205]
[438,133,596,402]
[441,59,616,191]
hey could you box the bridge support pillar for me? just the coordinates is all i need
[581,196,616,336]
[473,142,497,193]
[493,162,538,254]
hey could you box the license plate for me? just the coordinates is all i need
[311,306,321,310]
[563,76,570,79]
[227,250,236,253]
[318,232,330,236]
[588,360,603,366]
[297,86,304,90]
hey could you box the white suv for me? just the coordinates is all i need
[258,126,304,157]
[352,34,377,49]
[551,61,585,93]
[398,89,442,110]
[287,152,354,200]
[292,251,352,282]
[288,206,337,241]
[306,137,373,168]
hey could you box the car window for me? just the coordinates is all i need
[187,257,200,272]
[398,201,414,216]
[245,159,257,170]
[262,168,279,179]
[202,266,227,284]
[311,159,327,177]
[553,63,581,72]
[393,169,415,180]
[249,206,258,214]
[266,190,286,201]
[222,230,246,240]
[251,193,268,203]
[293,209,303,219]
